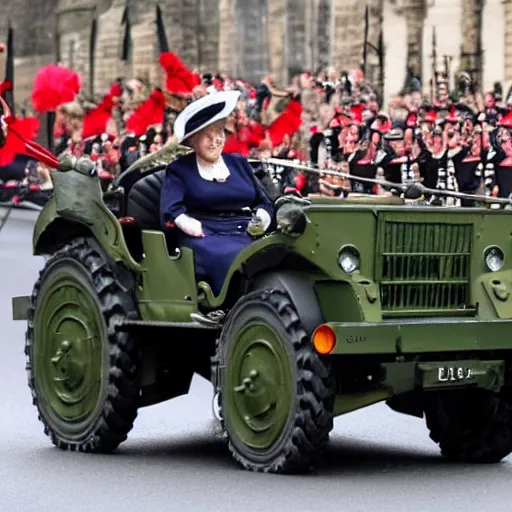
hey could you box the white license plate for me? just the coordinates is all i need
[437,366,473,382]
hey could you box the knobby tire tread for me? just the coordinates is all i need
[217,289,336,473]
[25,237,140,453]
[424,389,512,463]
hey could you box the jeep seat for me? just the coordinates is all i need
[125,169,180,256]
[126,169,165,231]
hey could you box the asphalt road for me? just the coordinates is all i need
[1,206,512,512]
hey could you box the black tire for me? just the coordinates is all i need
[216,289,336,473]
[424,388,512,463]
[25,237,140,452]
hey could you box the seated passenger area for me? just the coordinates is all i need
[121,169,180,260]
[126,169,165,231]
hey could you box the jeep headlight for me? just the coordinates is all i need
[338,245,360,274]
[484,246,505,272]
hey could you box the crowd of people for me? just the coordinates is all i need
[3,51,512,207]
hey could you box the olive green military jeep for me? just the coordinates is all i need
[12,154,512,473]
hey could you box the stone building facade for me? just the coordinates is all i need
[1,0,512,109]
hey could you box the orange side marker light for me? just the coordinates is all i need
[312,324,337,354]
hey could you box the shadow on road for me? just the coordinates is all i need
[31,424,508,478]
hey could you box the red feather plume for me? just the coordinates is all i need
[499,111,512,128]
[31,65,81,113]
[445,105,458,123]
[0,80,12,97]
[125,89,166,136]
[294,172,307,192]
[223,134,249,156]
[159,52,201,96]
[424,110,437,124]
[0,116,39,166]
[406,111,417,127]
[82,95,114,139]
[350,104,364,125]
[109,82,123,98]
[267,99,303,146]
[0,96,59,168]
[245,122,266,148]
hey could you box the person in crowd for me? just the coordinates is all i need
[375,128,419,187]
[488,113,512,199]
[11,50,512,212]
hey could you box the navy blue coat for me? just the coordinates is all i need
[160,152,273,294]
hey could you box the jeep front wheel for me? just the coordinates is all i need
[217,290,336,473]
[424,388,512,463]
[26,238,140,452]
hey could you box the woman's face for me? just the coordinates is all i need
[501,128,511,143]
[237,110,248,126]
[190,121,226,163]
[471,135,481,155]
[404,128,413,146]
[432,135,443,151]
[447,130,460,149]
[225,111,237,133]
[390,139,405,154]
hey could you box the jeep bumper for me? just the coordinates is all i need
[12,296,29,321]
[324,317,512,355]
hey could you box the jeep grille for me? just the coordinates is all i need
[378,221,473,317]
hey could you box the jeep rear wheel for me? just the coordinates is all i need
[424,388,512,463]
[26,238,140,452]
[217,290,336,473]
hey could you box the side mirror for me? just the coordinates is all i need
[275,203,309,237]
[274,194,311,210]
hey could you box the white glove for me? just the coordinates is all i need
[256,208,272,231]
[175,214,205,238]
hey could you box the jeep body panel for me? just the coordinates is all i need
[12,296,29,320]
[135,231,199,322]
[196,232,294,307]
[324,317,512,355]
[33,171,140,271]
[332,358,505,416]
[287,202,512,322]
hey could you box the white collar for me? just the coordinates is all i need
[196,155,230,182]
[447,147,462,158]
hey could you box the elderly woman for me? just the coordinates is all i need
[160,91,274,295]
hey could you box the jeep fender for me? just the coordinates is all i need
[33,194,140,272]
[252,271,324,335]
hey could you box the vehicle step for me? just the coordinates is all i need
[117,319,221,330]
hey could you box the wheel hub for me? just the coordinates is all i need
[51,339,86,397]
[234,367,276,431]
[225,322,294,450]
[32,270,106,433]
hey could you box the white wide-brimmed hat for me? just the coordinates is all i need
[173,90,240,144]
